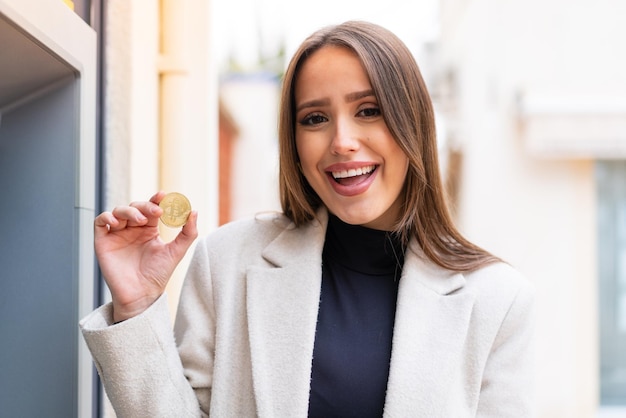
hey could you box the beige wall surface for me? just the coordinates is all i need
[103,0,219,309]
[102,1,218,414]
[437,0,626,416]
[219,75,282,221]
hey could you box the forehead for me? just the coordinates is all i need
[300,45,362,72]
[294,46,370,95]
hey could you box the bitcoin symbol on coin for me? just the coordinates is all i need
[159,192,191,228]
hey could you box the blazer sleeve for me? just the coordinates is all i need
[476,280,536,417]
[80,238,217,418]
[79,294,203,417]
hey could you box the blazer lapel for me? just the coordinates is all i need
[245,211,328,417]
[384,241,476,417]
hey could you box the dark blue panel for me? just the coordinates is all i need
[0,79,78,417]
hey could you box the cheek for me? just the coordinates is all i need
[388,148,410,190]
[295,136,305,161]
[400,155,410,177]
[295,134,321,172]
[386,139,409,171]
[390,158,408,188]
[295,136,308,169]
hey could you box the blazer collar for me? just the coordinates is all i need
[260,209,326,268]
[403,240,467,295]
[246,209,474,417]
[383,242,475,417]
[245,209,327,417]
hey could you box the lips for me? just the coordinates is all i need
[325,163,378,196]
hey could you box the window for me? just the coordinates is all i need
[597,161,626,405]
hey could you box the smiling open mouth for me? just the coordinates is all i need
[330,165,377,186]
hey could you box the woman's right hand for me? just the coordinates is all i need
[94,191,198,323]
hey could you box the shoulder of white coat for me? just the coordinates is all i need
[465,261,529,287]
[199,211,293,253]
[464,262,535,309]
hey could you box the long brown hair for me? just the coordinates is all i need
[278,21,499,272]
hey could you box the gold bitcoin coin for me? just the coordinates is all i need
[159,192,191,228]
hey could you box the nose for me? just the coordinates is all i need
[330,118,360,155]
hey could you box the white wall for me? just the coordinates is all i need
[437,0,626,416]
[220,73,282,220]
[103,1,218,415]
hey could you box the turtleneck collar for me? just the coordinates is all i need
[323,214,406,277]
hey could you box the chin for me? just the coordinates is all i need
[333,211,383,228]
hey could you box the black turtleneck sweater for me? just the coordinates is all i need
[308,215,406,418]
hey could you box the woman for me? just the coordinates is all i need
[81,21,534,417]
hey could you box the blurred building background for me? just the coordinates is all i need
[433,1,625,416]
[1,0,624,416]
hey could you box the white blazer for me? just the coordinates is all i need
[81,209,535,418]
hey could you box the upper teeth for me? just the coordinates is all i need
[332,165,375,179]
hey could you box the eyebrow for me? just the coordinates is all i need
[295,89,376,113]
[345,89,375,103]
[296,98,330,113]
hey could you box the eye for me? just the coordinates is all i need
[299,113,328,126]
[357,106,381,118]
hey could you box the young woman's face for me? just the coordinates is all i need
[294,45,409,231]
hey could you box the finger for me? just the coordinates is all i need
[126,200,164,218]
[133,197,165,217]
[111,205,149,227]
[94,212,119,236]
[95,211,116,228]
[131,200,165,227]
[169,211,199,259]
[182,210,199,238]
[149,190,167,205]
[94,212,131,234]
[108,218,130,232]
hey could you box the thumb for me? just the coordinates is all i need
[169,211,199,260]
